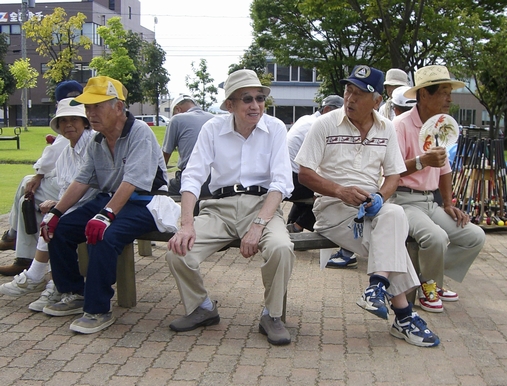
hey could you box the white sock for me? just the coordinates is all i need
[262,307,269,316]
[199,297,213,311]
[25,260,48,282]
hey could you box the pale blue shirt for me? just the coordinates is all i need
[181,113,294,199]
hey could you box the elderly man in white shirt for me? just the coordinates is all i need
[167,69,295,346]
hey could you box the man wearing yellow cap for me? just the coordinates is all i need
[39,76,180,334]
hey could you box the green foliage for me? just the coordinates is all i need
[0,34,15,105]
[9,59,38,89]
[23,7,91,91]
[142,40,170,124]
[250,0,505,100]
[185,59,218,111]
[90,17,136,103]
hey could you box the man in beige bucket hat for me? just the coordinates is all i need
[166,69,295,345]
[392,65,485,314]
[379,68,411,120]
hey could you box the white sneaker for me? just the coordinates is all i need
[0,270,47,296]
[28,281,61,312]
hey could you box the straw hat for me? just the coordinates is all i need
[50,98,89,134]
[220,69,270,110]
[404,65,465,99]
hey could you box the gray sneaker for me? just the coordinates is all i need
[28,281,61,312]
[42,293,84,316]
[259,314,291,345]
[70,312,115,334]
[169,301,220,332]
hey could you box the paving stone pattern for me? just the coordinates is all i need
[0,208,506,385]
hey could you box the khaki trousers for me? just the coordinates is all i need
[166,194,295,318]
[390,191,485,286]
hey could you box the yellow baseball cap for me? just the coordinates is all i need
[70,76,126,105]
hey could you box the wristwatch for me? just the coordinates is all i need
[415,155,423,171]
[253,217,268,226]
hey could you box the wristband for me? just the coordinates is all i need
[50,207,63,218]
[99,208,116,221]
[375,191,384,199]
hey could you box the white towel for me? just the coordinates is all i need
[146,195,181,233]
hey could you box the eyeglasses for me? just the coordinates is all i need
[229,95,267,104]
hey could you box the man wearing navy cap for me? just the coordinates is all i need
[295,65,440,347]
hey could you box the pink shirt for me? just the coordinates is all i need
[393,107,451,191]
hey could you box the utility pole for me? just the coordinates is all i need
[19,0,35,131]
[20,0,27,131]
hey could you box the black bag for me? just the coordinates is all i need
[22,196,38,235]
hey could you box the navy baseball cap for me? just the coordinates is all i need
[340,65,384,94]
[55,80,83,102]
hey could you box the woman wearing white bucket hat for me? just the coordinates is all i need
[167,69,296,345]
[0,98,98,311]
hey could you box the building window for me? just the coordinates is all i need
[0,24,20,35]
[459,108,476,126]
[83,22,101,45]
[295,106,314,121]
[299,67,313,82]
[71,63,93,83]
[128,6,132,19]
[274,105,294,125]
[276,65,290,82]
[109,0,115,11]
[267,63,315,83]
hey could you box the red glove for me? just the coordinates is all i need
[85,209,115,245]
[40,208,63,242]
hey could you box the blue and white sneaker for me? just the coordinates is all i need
[390,312,440,347]
[326,249,358,269]
[356,282,392,319]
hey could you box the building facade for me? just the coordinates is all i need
[0,0,154,126]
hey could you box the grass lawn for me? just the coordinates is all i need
[0,125,176,215]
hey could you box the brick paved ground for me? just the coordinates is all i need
[0,208,506,385]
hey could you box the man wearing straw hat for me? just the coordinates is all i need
[392,65,485,313]
[39,76,180,334]
[166,69,295,346]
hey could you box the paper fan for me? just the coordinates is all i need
[419,114,459,152]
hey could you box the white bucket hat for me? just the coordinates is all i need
[220,69,270,110]
[404,65,465,99]
[170,94,197,116]
[384,69,410,87]
[50,98,89,134]
[392,86,416,108]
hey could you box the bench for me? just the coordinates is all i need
[78,230,418,322]
[0,127,21,149]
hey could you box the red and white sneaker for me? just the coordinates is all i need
[437,287,459,302]
[418,280,443,313]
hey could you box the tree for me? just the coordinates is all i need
[90,17,136,105]
[185,59,218,111]
[447,11,507,138]
[23,7,91,96]
[0,33,15,119]
[250,0,504,98]
[142,40,170,126]
[9,58,39,130]
[228,43,273,106]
